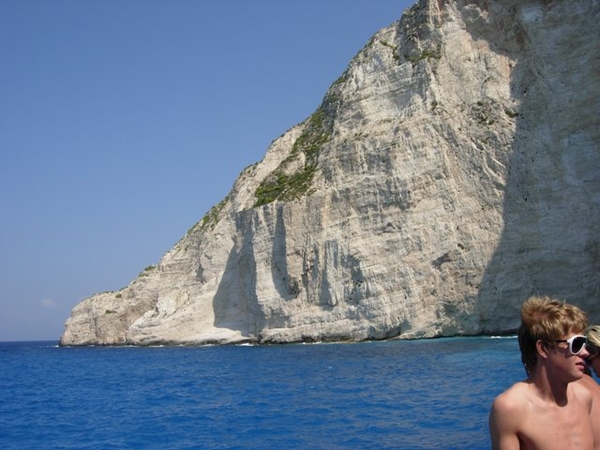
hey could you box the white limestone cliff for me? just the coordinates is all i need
[60,0,600,346]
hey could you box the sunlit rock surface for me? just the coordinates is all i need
[61,0,600,346]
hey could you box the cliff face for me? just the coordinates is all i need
[61,0,600,346]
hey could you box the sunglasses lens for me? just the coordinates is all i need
[571,336,586,354]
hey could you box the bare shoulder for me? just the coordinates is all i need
[576,376,600,450]
[490,382,531,426]
[573,376,597,403]
[489,382,530,449]
[576,374,600,393]
[492,381,531,411]
[575,375,600,414]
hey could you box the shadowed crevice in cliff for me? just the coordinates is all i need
[271,204,300,300]
[211,209,265,339]
[471,0,600,330]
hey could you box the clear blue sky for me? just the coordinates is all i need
[0,0,414,342]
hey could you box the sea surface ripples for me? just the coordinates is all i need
[0,337,523,449]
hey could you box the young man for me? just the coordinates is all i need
[489,295,596,450]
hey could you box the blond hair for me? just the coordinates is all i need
[518,295,588,374]
[586,324,600,353]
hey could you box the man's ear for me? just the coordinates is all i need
[536,339,549,360]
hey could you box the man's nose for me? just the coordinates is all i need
[580,344,590,358]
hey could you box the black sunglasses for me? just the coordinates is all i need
[551,335,587,356]
[586,344,600,362]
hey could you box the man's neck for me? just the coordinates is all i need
[529,366,570,406]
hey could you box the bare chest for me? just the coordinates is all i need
[519,403,594,450]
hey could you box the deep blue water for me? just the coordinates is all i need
[0,337,523,450]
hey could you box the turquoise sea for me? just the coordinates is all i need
[1,337,524,449]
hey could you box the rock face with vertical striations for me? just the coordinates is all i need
[60,0,600,346]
